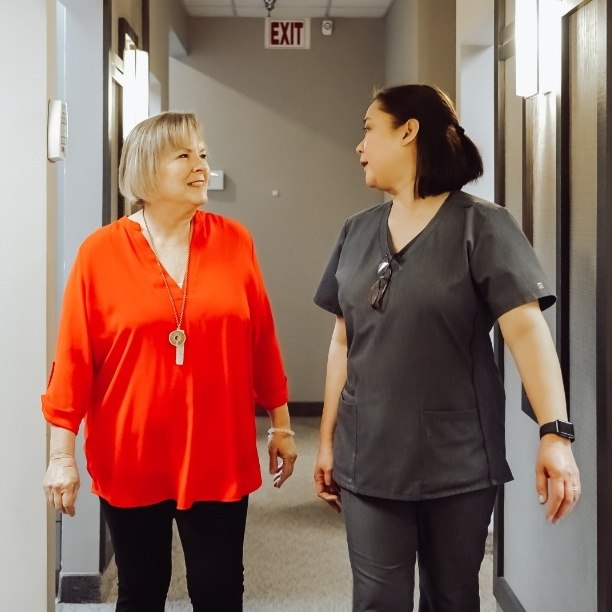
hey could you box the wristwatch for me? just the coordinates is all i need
[539,420,575,442]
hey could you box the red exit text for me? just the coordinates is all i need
[265,19,311,49]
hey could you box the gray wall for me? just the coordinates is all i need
[54,0,105,578]
[456,0,494,202]
[170,17,385,401]
[385,0,419,85]
[149,0,187,111]
[385,0,456,101]
[499,1,598,610]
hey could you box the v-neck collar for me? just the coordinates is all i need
[378,191,456,260]
[121,210,204,290]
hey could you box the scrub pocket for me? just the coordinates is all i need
[333,384,357,486]
[421,408,489,496]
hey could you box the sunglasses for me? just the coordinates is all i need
[369,256,392,310]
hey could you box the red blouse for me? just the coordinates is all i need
[42,211,288,508]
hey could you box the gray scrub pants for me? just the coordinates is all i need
[342,486,497,612]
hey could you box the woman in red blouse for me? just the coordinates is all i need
[42,112,297,612]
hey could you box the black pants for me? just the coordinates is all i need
[342,486,498,612]
[100,496,249,612]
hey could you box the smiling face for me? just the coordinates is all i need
[119,112,213,210]
[356,101,417,195]
[152,137,210,208]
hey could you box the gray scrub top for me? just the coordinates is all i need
[314,190,556,501]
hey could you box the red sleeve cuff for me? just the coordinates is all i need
[41,396,81,435]
[254,381,289,410]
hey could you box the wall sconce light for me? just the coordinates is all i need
[538,0,561,94]
[515,0,561,97]
[123,47,149,136]
[515,0,539,97]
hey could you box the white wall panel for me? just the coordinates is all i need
[0,0,52,609]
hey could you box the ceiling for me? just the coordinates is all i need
[180,0,395,19]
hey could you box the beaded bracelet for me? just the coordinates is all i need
[267,427,295,437]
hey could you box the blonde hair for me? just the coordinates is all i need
[118,111,205,207]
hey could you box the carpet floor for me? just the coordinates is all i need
[57,416,496,611]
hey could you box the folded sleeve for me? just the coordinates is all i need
[469,206,556,320]
[313,222,347,316]
[41,249,94,434]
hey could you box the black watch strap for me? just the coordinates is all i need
[539,420,575,442]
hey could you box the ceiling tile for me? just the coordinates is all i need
[183,0,232,6]
[187,7,236,16]
[251,0,325,5]
[329,7,389,17]
[236,7,328,18]
[180,0,394,18]
[332,0,391,6]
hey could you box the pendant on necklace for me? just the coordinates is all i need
[142,209,193,368]
[169,329,186,366]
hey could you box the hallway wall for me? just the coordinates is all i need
[149,0,188,111]
[495,1,598,609]
[170,17,385,401]
[51,0,188,600]
[385,0,418,86]
[0,1,54,610]
[53,0,106,585]
[456,0,494,202]
[385,0,456,101]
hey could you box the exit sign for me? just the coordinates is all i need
[265,19,310,49]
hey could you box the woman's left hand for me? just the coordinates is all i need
[536,436,580,523]
[268,433,297,488]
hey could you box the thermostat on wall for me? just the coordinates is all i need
[209,170,225,191]
[47,99,68,162]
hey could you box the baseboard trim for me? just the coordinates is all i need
[288,401,323,416]
[256,401,323,417]
[59,573,102,603]
[493,577,526,612]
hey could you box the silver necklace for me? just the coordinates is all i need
[142,209,193,366]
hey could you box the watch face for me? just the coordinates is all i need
[557,420,575,437]
[540,420,575,441]
[551,420,575,440]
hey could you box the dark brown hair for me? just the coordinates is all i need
[373,84,483,198]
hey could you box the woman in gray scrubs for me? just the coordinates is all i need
[313,84,580,612]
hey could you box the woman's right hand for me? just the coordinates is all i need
[43,456,80,517]
[314,443,342,513]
